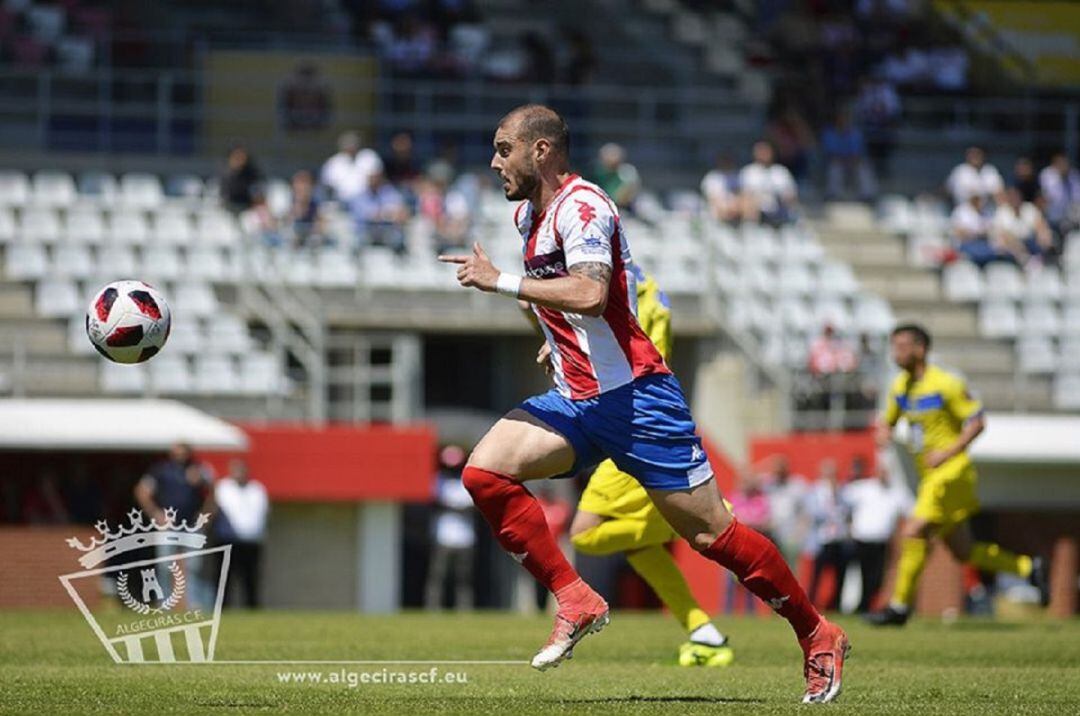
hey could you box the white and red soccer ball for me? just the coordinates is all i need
[85,280,171,364]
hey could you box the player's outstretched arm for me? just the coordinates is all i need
[438,243,610,316]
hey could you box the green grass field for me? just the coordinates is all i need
[2,610,1079,715]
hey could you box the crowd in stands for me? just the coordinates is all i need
[725,454,910,613]
[946,147,1079,270]
[0,0,107,71]
[701,140,801,226]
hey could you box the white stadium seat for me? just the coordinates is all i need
[1024,266,1063,301]
[983,263,1024,300]
[206,314,252,354]
[1019,300,1062,337]
[32,171,77,208]
[19,207,61,243]
[174,282,218,318]
[779,297,815,332]
[195,210,241,246]
[186,246,227,282]
[165,174,205,202]
[1053,372,1080,411]
[979,299,1020,338]
[119,173,164,209]
[0,208,14,243]
[854,294,896,335]
[194,355,240,394]
[239,351,286,395]
[813,297,854,333]
[942,261,984,302]
[265,178,292,216]
[52,244,93,279]
[101,362,148,393]
[777,263,815,296]
[1062,305,1080,336]
[63,207,106,245]
[908,233,948,268]
[816,261,859,297]
[139,245,184,281]
[1017,336,1057,374]
[35,278,80,318]
[6,244,48,279]
[152,209,194,245]
[108,211,149,246]
[315,248,359,287]
[69,315,96,355]
[0,171,30,207]
[97,246,138,278]
[150,355,194,394]
[77,172,118,205]
[165,319,203,355]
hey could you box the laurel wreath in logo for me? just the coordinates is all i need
[116,561,186,615]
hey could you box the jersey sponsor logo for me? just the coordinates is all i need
[574,199,597,228]
[525,251,568,279]
[898,393,944,412]
[578,236,608,256]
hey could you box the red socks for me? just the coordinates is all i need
[703,518,821,639]
[461,465,579,593]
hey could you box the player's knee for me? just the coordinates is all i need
[461,464,513,501]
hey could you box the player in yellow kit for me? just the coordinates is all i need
[867,324,1048,626]
[566,266,734,666]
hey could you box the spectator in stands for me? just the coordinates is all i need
[424,445,476,610]
[382,131,421,188]
[418,163,471,254]
[765,102,815,182]
[822,109,877,201]
[240,192,283,247]
[1012,157,1041,205]
[520,31,556,84]
[382,14,438,76]
[763,455,809,569]
[278,63,333,132]
[700,152,741,223]
[946,146,1005,206]
[739,140,799,226]
[726,466,774,614]
[321,131,384,204]
[808,323,858,377]
[214,460,268,608]
[805,459,852,612]
[135,443,214,610]
[854,75,900,180]
[591,143,641,213]
[854,333,883,410]
[349,169,409,253]
[992,186,1055,267]
[22,471,68,524]
[219,145,263,213]
[951,194,1003,267]
[842,459,911,613]
[1039,151,1080,237]
[560,26,597,86]
[284,170,326,249]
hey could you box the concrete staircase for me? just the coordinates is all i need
[811,205,1053,412]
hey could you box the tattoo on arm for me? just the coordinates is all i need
[569,262,612,284]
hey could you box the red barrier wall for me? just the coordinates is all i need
[203,423,437,502]
[750,430,877,479]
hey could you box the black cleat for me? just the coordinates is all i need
[1029,556,1050,607]
[864,605,910,627]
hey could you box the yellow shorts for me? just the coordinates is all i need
[913,459,979,530]
[577,459,678,543]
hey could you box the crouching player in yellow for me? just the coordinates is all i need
[564,267,734,666]
[867,323,1048,626]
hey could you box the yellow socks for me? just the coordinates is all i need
[969,542,1032,577]
[627,544,710,633]
[890,537,929,609]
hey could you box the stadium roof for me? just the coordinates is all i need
[971,413,1080,465]
[0,399,248,451]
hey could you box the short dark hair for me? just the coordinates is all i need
[499,104,570,157]
[891,323,931,349]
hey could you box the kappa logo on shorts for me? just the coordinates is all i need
[691,445,705,462]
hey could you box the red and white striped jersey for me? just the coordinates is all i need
[514,174,670,399]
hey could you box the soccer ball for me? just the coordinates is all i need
[85,280,171,364]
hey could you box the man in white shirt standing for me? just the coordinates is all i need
[320,130,384,203]
[214,460,269,608]
[842,459,912,613]
[738,140,798,226]
[945,146,1005,206]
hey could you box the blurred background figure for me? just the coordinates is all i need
[349,170,410,253]
[284,169,327,249]
[591,143,641,213]
[805,459,852,612]
[763,455,809,569]
[726,466,774,614]
[822,109,877,201]
[842,458,912,613]
[425,445,476,610]
[219,145,263,214]
[321,130,384,203]
[700,152,741,223]
[946,146,1004,207]
[1039,151,1080,238]
[214,460,269,608]
[739,140,798,226]
[278,63,333,132]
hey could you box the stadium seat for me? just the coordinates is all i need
[813,297,854,333]
[5,244,48,279]
[186,246,227,282]
[784,333,810,369]
[777,263,815,296]
[69,315,95,355]
[1019,300,1062,337]
[206,314,253,354]
[1053,372,1080,411]
[174,282,219,318]
[239,351,285,395]
[35,278,80,318]
[150,355,194,394]
[983,263,1024,300]
[0,208,15,244]
[118,173,164,209]
[63,206,106,245]
[1059,337,1080,364]
[1063,305,1080,336]
[152,208,194,245]
[907,233,948,268]
[19,207,61,243]
[879,194,914,234]
[1017,336,1057,374]
[979,299,1020,338]
[779,227,825,265]
[741,224,780,263]
[361,247,402,288]
[0,171,30,207]
[779,297,815,332]
[854,294,896,335]
[1025,266,1064,301]
[314,249,360,287]
[816,261,859,297]
[195,209,241,246]
[165,174,205,202]
[942,261,984,302]
[283,251,317,286]
[31,171,77,207]
[77,172,118,206]
[745,262,776,294]
[98,246,138,278]
[109,211,149,246]
[265,178,292,216]
[52,244,93,279]
[101,362,148,394]
[165,318,203,355]
[194,355,240,394]
[140,245,184,281]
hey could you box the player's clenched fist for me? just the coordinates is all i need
[438,242,500,292]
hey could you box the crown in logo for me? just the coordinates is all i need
[67,508,209,569]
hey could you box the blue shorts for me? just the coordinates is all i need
[518,373,714,491]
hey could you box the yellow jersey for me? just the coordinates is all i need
[884,364,983,471]
[633,268,672,363]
